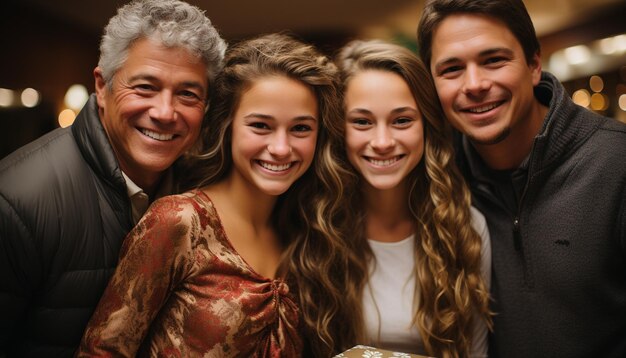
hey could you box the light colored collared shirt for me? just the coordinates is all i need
[122,172,149,225]
[122,170,174,224]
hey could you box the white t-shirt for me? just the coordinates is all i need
[362,206,490,357]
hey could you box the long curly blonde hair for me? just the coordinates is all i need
[336,39,493,358]
[181,33,362,356]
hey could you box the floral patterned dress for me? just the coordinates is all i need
[77,190,302,357]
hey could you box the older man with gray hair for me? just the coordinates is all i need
[0,0,226,356]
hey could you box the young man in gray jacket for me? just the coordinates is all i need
[0,1,226,356]
[418,0,626,356]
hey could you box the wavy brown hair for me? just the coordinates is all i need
[181,33,361,356]
[336,39,492,358]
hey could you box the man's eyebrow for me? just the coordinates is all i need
[127,74,206,94]
[434,57,461,71]
[128,74,159,83]
[434,47,515,70]
[479,47,514,57]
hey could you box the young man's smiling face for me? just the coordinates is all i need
[430,13,542,146]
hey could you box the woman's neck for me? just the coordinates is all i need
[202,173,283,279]
[205,174,277,230]
[362,181,415,243]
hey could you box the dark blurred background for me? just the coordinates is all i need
[2,0,625,159]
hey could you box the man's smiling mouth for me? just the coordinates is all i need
[140,129,175,141]
[465,102,503,114]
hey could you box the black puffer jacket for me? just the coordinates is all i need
[0,94,133,357]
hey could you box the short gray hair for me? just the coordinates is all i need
[98,0,227,90]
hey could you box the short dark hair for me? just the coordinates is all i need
[417,0,540,69]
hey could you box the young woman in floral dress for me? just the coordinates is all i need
[77,33,353,357]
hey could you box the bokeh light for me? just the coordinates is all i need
[564,45,591,65]
[0,88,15,107]
[590,93,608,111]
[614,34,626,52]
[572,89,590,108]
[58,109,76,128]
[64,84,89,111]
[619,94,626,112]
[599,37,617,55]
[589,75,604,93]
[21,88,40,108]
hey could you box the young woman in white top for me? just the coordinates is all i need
[335,40,493,358]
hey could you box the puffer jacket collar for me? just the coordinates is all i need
[71,94,127,192]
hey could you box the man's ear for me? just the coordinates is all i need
[529,52,542,86]
[94,67,107,108]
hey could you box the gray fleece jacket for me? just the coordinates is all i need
[457,72,626,358]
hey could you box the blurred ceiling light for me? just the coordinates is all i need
[548,51,570,79]
[572,89,591,108]
[58,109,76,128]
[599,34,626,55]
[589,75,604,93]
[619,94,626,112]
[614,34,626,52]
[564,45,591,65]
[64,84,89,111]
[21,88,40,108]
[0,88,15,107]
[599,37,617,55]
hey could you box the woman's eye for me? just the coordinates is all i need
[394,117,413,126]
[249,122,270,129]
[352,118,370,126]
[292,124,312,132]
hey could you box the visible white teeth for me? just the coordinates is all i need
[141,129,174,141]
[368,157,399,166]
[468,103,499,113]
[259,161,292,171]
